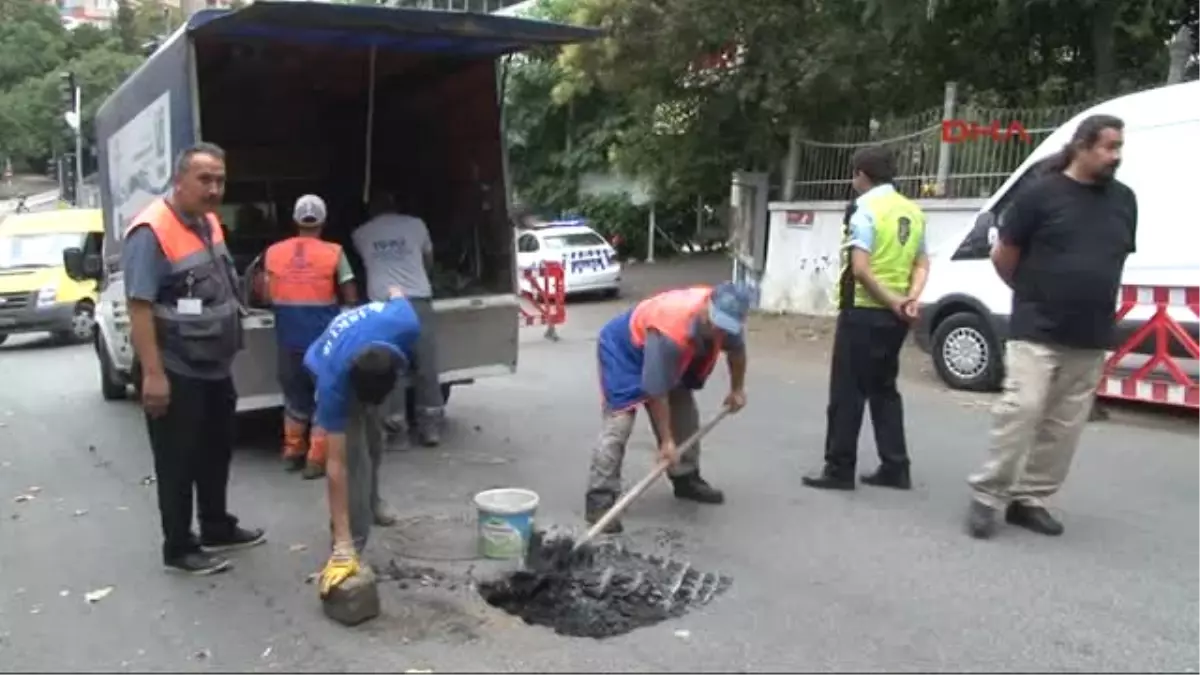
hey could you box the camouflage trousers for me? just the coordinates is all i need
[585,387,702,508]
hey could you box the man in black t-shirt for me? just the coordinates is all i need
[966,114,1137,540]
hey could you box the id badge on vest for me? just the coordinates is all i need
[178,272,202,315]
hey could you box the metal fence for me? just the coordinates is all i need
[786,77,1171,201]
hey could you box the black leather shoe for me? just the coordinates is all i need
[672,473,725,504]
[860,468,912,490]
[801,469,855,491]
[966,500,998,539]
[1005,502,1064,536]
[201,525,266,553]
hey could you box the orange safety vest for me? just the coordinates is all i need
[125,198,228,263]
[629,286,724,382]
[264,236,341,306]
[125,198,241,367]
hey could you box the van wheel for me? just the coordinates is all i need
[931,311,1002,392]
[0,334,7,346]
[96,334,128,401]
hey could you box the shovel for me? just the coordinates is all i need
[572,406,732,554]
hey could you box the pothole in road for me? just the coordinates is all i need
[477,530,732,639]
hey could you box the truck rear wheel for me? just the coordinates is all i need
[96,333,128,401]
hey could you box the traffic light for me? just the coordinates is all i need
[59,71,77,114]
[61,153,78,205]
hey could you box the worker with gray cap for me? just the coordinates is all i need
[259,194,359,479]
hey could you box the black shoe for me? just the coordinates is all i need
[165,550,232,576]
[672,473,725,504]
[860,467,912,490]
[966,500,998,539]
[201,525,267,553]
[801,468,855,491]
[301,461,325,480]
[284,455,306,472]
[1005,502,1064,536]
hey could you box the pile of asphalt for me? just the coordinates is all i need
[478,530,731,639]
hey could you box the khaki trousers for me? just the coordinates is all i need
[968,340,1105,510]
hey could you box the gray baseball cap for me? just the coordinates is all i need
[293,194,327,225]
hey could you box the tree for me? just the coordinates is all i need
[115,0,139,54]
[0,38,142,170]
[0,0,68,90]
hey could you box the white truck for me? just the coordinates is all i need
[63,1,596,413]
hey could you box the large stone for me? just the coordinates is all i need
[321,564,381,626]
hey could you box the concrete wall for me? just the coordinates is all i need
[756,198,986,315]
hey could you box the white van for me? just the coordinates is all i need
[914,81,1200,391]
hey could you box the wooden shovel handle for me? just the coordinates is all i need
[574,406,732,551]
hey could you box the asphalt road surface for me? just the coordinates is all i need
[1,255,1196,672]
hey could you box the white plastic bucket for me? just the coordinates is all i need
[473,488,540,560]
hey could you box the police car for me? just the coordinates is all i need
[516,219,622,297]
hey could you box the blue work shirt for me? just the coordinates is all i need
[304,298,420,433]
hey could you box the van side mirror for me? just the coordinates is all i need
[63,247,102,282]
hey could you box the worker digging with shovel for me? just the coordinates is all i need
[304,288,420,620]
[585,282,752,534]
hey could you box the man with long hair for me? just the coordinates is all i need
[966,114,1137,539]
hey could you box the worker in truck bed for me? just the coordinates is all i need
[258,194,358,480]
[352,192,443,447]
[305,292,419,596]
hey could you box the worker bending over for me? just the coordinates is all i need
[585,282,751,534]
[308,292,419,595]
[259,195,358,479]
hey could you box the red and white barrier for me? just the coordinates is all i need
[1098,285,1199,409]
[519,261,566,341]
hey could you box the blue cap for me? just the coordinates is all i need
[708,282,752,335]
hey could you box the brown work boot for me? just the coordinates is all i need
[301,432,328,479]
[281,417,308,472]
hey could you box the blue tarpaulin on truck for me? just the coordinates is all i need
[187,1,601,55]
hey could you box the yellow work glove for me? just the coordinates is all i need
[318,545,360,598]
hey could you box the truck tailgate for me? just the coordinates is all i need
[231,295,518,412]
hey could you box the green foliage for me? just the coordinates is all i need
[0,0,68,91]
[506,0,1196,227]
[0,0,158,172]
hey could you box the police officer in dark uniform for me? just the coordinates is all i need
[802,147,930,491]
[123,142,265,576]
